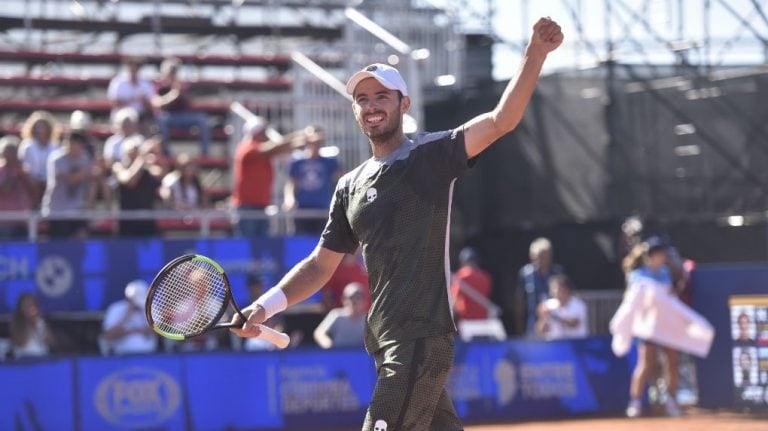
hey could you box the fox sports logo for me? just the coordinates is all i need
[94,367,181,427]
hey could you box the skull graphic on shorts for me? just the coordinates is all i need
[366,187,378,203]
[374,419,388,431]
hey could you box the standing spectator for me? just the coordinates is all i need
[321,253,370,311]
[107,57,156,133]
[9,293,56,358]
[314,282,367,349]
[113,136,162,236]
[535,274,588,340]
[517,237,565,336]
[450,247,494,321]
[232,117,306,237]
[41,131,92,238]
[18,110,60,206]
[160,153,208,210]
[0,136,35,239]
[103,107,142,167]
[69,110,97,157]
[283,126,341,234]
[101,280,158,355]
[152,57,210,156]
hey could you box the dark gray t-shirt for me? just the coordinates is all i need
[320,129,471,353]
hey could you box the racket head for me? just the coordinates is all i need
[146,254,235,340]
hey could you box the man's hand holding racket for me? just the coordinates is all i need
[229,302,268,338]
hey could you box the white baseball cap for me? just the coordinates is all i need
[345,63,409,97]
[124,279,149,307]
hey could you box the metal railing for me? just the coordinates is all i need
[0,208,330,241]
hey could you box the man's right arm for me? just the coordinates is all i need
[230,245,344,338]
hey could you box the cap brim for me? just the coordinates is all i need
[345,71,401,96]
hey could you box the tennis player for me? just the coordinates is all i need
[231,17,563,430]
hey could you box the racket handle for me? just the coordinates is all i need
[256,324,290,349]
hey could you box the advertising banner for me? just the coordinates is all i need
[77,355,187,431]
[0,237,317,314]
[0,359,74,431]
[0,336,631,431]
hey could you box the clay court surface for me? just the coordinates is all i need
[463,409,767,431]
[325,409,767,431]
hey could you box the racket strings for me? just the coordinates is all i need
[150,258,228,336]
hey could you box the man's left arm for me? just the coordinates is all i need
[462,17,563,159]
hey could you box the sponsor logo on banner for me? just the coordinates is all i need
[36,255,73,297]
[494,359,518,405]
[94,367,181,427]
[280,365,361,414]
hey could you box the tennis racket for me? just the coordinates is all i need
[145,254,290,349]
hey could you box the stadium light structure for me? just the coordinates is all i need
[344,7,426,133]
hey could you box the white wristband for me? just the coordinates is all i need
[255,288,288,319]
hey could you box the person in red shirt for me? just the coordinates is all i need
[322,253,370,311]
[232,118,307,237]
[451,247,493,321]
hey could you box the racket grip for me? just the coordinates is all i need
[256,324,290,349]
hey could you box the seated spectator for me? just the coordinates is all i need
[112,136,162,236]
[232,117,307,237]
[107,56,156,135]
[0,136,35,239]
[41,131,92,238]
[535,274,588,340]
[152,57,210,156]
[101,280,158,355]
[283,126,341,235]
[451,247,494,321]
[103,107,143,167]
[18,110,60,206]
[314,283,367,349]
[321,253,370,311]
[10,293,56,358]
[160,153,208,210]
[518,237,566,336]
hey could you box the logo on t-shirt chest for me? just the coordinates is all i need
[365,187,377,203]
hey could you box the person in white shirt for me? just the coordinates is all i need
[314,282,367,349]
[535,274,588,340]
[101,279,158,355]
[107,57,156,131]
[103,107,143,167]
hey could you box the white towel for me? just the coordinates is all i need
[610,279,714,358]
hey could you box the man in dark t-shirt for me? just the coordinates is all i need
[231,17,563,431]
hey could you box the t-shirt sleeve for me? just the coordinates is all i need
[319,181,358,254]
[425,128,472,180]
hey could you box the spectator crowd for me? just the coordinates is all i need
[0,56,338,240]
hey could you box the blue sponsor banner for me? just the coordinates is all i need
[449,336,631,421]
[0,358,74,431]
[279,348,375,429]
[184,352,283,430]
[77,355,187,431]
[0,237,317,314]
[0,336,632,430]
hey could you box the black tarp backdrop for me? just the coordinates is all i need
[425,67,768,334]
